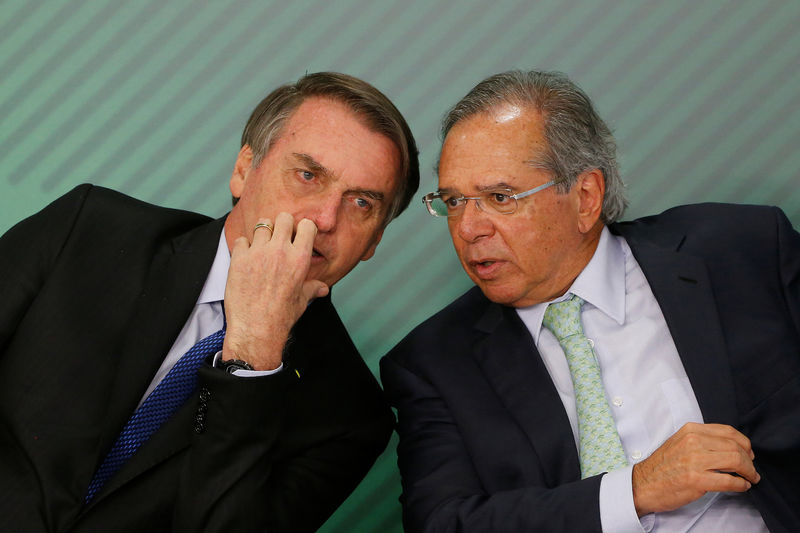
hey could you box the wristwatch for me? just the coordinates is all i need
[215,358,254,373]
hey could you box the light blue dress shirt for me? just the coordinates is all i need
[139,230,280,407]
[516,227,767,532]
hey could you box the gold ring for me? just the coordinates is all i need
[254,222,274,235]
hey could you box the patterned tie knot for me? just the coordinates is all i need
[542,294,585,341]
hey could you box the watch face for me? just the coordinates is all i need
[220,359,253,373]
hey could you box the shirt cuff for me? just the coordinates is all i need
[599,466,652,532]
[211,351,283,376]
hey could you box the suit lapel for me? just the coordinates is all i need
[613,223,738,426]
[105,282,336,501]
[471,300,581,485]
[469,220,741,486]
[89,217,226,505]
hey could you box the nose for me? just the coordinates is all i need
[306,194,340,233]
[454,200,493,243]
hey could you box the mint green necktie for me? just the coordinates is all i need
[542,295,628,478]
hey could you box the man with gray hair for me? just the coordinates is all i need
[381,70,799,532]
[0,72,419,532]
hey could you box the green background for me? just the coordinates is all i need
[2,1,798,531]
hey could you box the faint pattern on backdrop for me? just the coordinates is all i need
[2,1,798,530]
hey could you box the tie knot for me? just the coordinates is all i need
[542,294,585,341]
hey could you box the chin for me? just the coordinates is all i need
[305,267,325,282]
[477,284,520,307]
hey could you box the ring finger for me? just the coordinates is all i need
[252,219,274,243]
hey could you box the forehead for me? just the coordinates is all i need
[274,97,401,188]
[280,97,376,144]
[439,104,548,190]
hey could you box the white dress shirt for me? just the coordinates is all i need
[138,230,280,407]
[516,227,767,532]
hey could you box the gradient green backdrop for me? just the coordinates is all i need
[2,1,799,531]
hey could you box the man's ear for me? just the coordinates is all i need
[576,168,605,233]
[230,145,254,200]
[360,228,385,262]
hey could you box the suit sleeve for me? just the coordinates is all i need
[174,350,394,532]
[0,185,92,353]
[380,355,603,533]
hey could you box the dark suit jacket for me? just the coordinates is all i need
[0,184,394,532]
[381,203,800,533]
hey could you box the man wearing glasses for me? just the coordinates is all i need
[381,70,799,532]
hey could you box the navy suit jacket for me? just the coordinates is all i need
[0,185,394,532]
[381,203,800,533]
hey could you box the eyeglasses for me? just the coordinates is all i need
[422,180,557,217]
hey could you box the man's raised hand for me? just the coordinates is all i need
[222,212,329,370]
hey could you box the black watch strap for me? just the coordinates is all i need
[215,358,254,373]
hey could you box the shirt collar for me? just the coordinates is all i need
[196,230,229,304]
[516,226,626,343]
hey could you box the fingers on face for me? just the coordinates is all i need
[294,218,318,253]
[233,235,251,253]
[252,213,318,254]
[252,219,274,244]
[271,212,295,243]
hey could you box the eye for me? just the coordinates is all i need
[440,194,460,208]
[354,197,372,210]
[490,192,512,204]
[297,170,315,182]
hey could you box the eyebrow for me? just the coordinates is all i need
[438,182,514,194]
[293,152,332,178]
[293,152,386,203]
[476,182,514,192]
[350,188,385,202]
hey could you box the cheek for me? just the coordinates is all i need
[451,240,469,263]
[447,221,460,240]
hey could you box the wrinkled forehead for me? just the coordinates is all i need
[440,103,546,157]
[438,106,548,190]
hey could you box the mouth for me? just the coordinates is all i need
[468,258,504,279]
[311,248,326,263]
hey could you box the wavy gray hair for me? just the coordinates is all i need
[441,70,626,223]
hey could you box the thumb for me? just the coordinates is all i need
[302,280,329,303]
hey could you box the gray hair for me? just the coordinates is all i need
[441,70,626,223]
[239,72,420,223]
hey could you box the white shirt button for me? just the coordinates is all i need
[612,396,623,407]
[631,450,642,461]
[587,338,595,348]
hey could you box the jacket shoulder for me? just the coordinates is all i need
[613,202,793,247]
[615,202,785,233]
[75,184,211,229]
[384,286,491,367]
